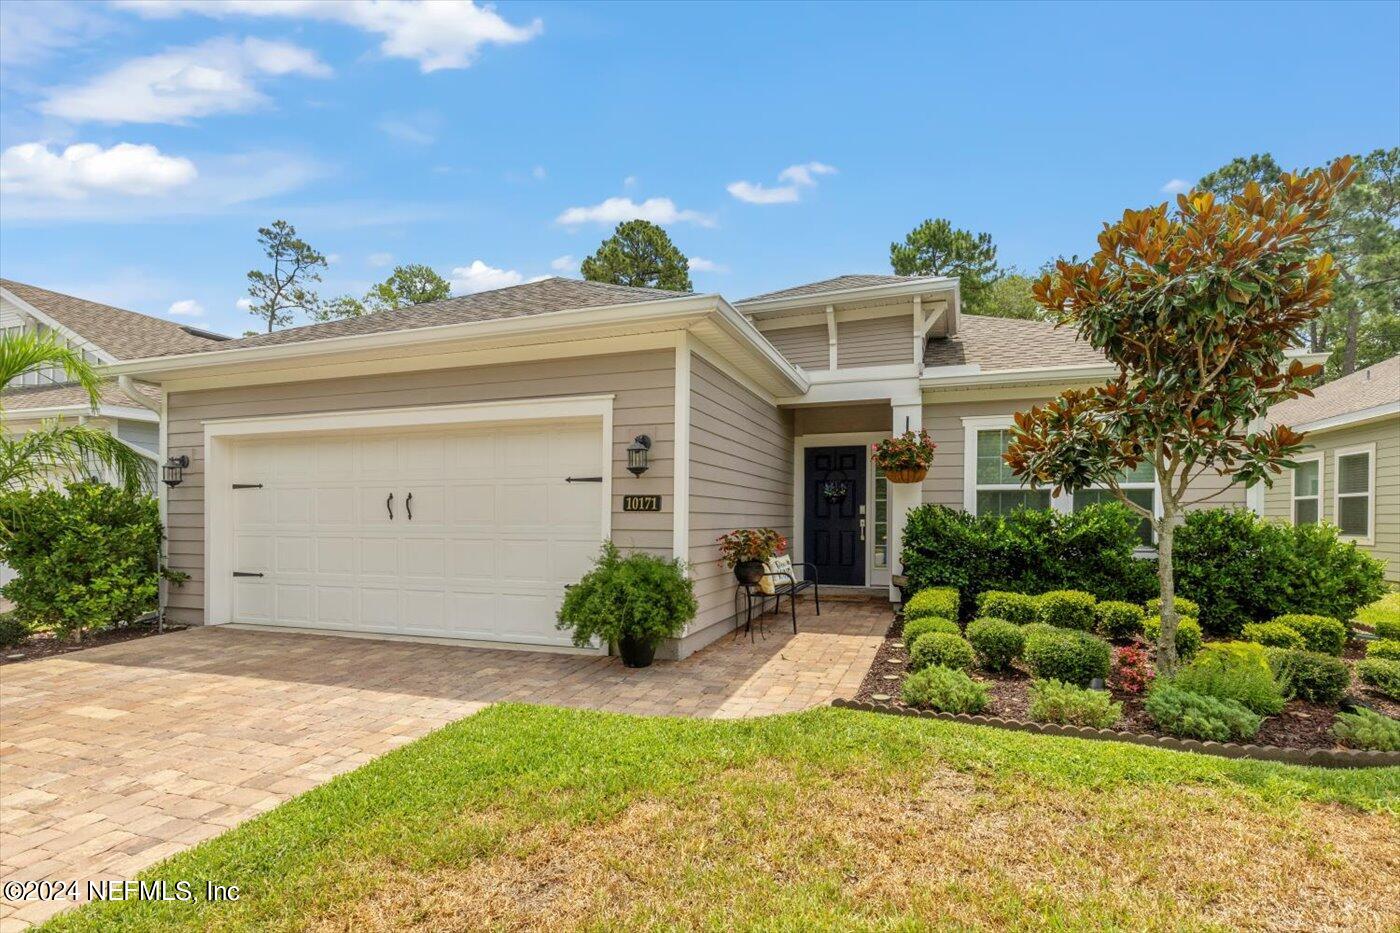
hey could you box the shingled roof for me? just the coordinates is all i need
[1,380,160,412]
[1,279,229,360]
[923,314,1107,372]
[1267,354,1400,427]
[737,274,912,304]
[206,277,691,353]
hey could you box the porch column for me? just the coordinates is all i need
[888,399,924,602]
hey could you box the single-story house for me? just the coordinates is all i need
[1262,353,1399,582]
[98,274,1325,658]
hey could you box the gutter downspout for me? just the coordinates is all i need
[119,377,170,630]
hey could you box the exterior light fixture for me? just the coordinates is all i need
[162,455,189,488]
[626,435,652,477]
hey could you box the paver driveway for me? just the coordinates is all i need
[0,596,887,929]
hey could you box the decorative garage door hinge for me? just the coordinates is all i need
[565,476,603,483]
[232,483,263,489]
[232,571,264,578]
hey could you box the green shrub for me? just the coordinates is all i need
[904,587,960,624]
[901,502,1155,619]
[1028,679,1122,728]
[1331,707,1400,752]
[1171,642,1286,715]
[965,618,1025,672]
[1266,649,1350,705]
[1145,683,1263,741]
[1035,590,1098,631]
[1356,595,1400,638]
[1356,658,1400,699]
[1022,627,1111,687]
[0,482,175,642]
[1019,622,1059,641]
[557,541,696,649]
[1371,615,1400,641]
[902,616,960,646]
[1270,614,1346,656]
[909,632,976,672]
[1367,639,1400,662]
[1094,600,1146,640]
[1172,509,1385,636]
[1242,621,1305,651]
[976,590,1039,626]
[900,665,988,713]
[1143,614,1203,660]
[0,613,29,649]
[1144,596,1201,620]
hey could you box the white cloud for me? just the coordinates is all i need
[40,36,329,124]
[550,254,576,272]
[235,297,253,310]
[728,161,837,205]
[167,298,204,316]
[532,165,546,180]
[555,196,714,228]
[688,257,727,274]
[0,141,196,199]
[1161,178,1192,194]
[368,252,394,268]
[377,111,439,145]
[0,1,112,69]
[622,175,637,188]
[325,253,341,265]
[115,0,543,73]
[450,259,523,293]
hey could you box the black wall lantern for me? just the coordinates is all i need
[626,434,652,477]
[162,455,189,488]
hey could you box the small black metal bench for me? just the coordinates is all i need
[761,562,820,632]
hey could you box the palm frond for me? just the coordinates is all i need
[0,420,153,496]
[0,331,104,406]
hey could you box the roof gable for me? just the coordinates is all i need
[923,314,1106,371]
[1267,354,1400,427]
[737,274,910,304]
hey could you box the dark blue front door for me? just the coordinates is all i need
[804,445,866,586]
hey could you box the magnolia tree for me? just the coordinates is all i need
[1004,159,1356,672]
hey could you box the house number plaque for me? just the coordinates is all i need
[622,495,662,512]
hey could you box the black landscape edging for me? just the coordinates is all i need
[830,698,1400,769]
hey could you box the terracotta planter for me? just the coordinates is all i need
[884,466,929,484]
[733,560,765,584]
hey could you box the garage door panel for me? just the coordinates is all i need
[359,588,399,629]
[498,484,550,526]
[358,487,396,526]
[315,487,356,526]
[359,538,399,577]
[317,538,355,574]
[402,538,446,579]
[234,581,272,622]
[448,432,496,475]
[398,434,445,477]
[400,485,445,528]
[233,490,272,526]
[316,586,355,625]
[447,538,495,580]
[448,486,495,526]
[235,535,271,571]
[502,431,551,477]
[498,539,549,582]
[358,437,398,477]
[548,483,600,526]
[493,593,558,643]
[314,438,355,479]
[275,584,313,624]
[552,539,598,584]
[274,537,313,573]
[400,589,446,635]
[274,488,313,527]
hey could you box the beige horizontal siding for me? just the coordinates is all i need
[837,315,912,368]
[163,350,676,624]
[688,354,794,634]
[1262,416,1400,581]
[764,324,828,371]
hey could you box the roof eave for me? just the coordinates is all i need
[736,276,959,314]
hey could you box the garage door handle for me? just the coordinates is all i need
[405,491,413,520]
[232,571,264,578]
[386,492,394,519]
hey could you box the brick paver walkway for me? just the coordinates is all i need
[0,596,888,929]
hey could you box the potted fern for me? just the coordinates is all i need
[872,429,937,483]
[557,541,696,668]
[716,528,786,584]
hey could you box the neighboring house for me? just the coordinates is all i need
[1262,354,1400,582]
[102,274,1322,658]
[0,278,230,480]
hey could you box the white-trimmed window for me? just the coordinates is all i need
[1072,462,1157,546]
[1334,444,1375,543]
[964,420,1052,516]
[1291,453,1323,526]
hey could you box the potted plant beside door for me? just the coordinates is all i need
[557,541,696,668]
[717,528,787,585]
[873,429,937,484]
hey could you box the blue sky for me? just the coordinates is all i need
[1,0,1397,338]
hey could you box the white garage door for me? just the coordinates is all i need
[227,420,604,647]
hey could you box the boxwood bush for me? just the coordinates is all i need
[1368,639,1400,661]
[1372,615,1400,641]
[904,587,960,624]
[1357,596,1400,639]
[1270,614,1347,656]
[1356,658,1400,699]
[1266,648,1350,705]
[1035,590,1097,631]
[0,613,29,649]
[1094,600,1146,640]
[1241,621,1306,651]
[1172,509,1385,636]
[1145,683,1263,741]
[909,632,976,672]
[1028,679,1122,728]
[901,502,1155,619]
[1144,596,1201,619]
[1171,642,1286,715]
[1332,707,1400,752]
[901,616,959,646]
[976,590,1039,626]
[1143,614,1203,661]
[1022,627,1111,687]
[901,665,988,713]
[965,618,1025,672]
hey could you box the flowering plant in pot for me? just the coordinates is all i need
[716,528,786,584]
[557,541,696,668]
[872,429,936,483]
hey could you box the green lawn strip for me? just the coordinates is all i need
[42,705,1398,932]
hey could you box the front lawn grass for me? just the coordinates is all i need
[46,705,1399,931]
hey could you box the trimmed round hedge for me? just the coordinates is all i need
[1368,639,1400,662]
[1356,657,1400,699]
[1094,600,1146,640]
[1270,614,1347,656]
[975,590,1038,626]
[1035,590,1098,631]
[1266,648,1350,705]
[905,587,960,624]
[909,631,976,672]
[902,615,959,647]
[901,665,988,712]
[1145,596,1201,620]
[1022,627,1111,687]
[1144,614,1203,661]
[965,617,1024,672]
[1242,621,1306,651]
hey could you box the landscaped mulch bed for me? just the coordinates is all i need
[0,618,182,665]
[852,617,1395,753]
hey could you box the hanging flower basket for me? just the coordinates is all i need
[872,429,936,484]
